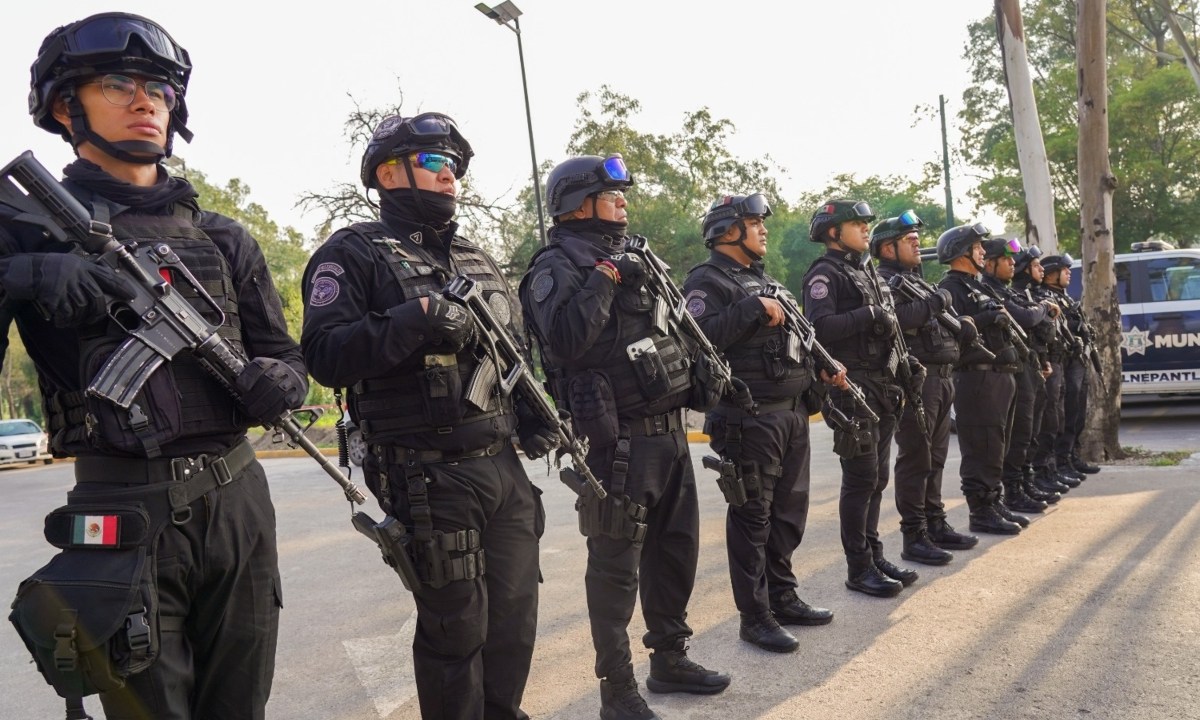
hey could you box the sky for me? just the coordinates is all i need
[1,1,1001,238]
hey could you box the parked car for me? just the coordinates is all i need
[0,418,53,466]
[1066,241,1200,398]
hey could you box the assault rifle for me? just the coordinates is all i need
[885,273,995,362]
[968,278,1033,362]
[441,274,606,499]
[0,150,366,506]
[624,235,754,411]
[759,284,880,424]
[1063,300,1104,374]
[865,262,929,441]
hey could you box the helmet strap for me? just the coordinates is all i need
[714,220,762,261]
[62,86,167,165]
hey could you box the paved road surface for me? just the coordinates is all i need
[2,414,1197,720]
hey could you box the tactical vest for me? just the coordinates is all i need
[1028,283,1067,360]
[1012,278,1056,353]
[696,261,812,401]
[527,239,692,419]
[808,255,892,371]
[48,199,247,457]
[963,278,1020,366]
[341,222,516,443]
[878,265,959,366]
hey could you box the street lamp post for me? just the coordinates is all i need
[475,1,547,246]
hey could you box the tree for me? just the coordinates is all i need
[1077,0,1124,461]
[961,1,1200,250]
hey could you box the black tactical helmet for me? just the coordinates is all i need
[869,209,924,257]
[936,222,991,264]
[808,199,875,243]
[545,154,634,219]
[983,236,1022,260]
[702,193,772,245]
[1013,245,1043,274]
[29,13,193,159]
[360,112,473,190]
[1040,253,1074,274]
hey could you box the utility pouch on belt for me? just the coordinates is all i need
[626,337,673,398]
[567,371,619,448]
[831,417,875,459]
[419,353,465,427]
[703,454,748,506]
[9,503,161,699]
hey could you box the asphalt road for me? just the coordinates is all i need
[1,406,1197,720]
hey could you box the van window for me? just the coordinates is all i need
[1147,256,1200,301]
[1066,261,1131,302]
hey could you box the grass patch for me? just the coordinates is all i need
[1119,446,1194,466]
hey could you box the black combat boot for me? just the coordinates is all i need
[845,560,904,598]
[1022,467,1060,504]
[739,612,799,653]
[1054,457,1085,483]
[927,517,979,550]
[1034,466,1070,495]
[771,589,834,626]
[1071,454,1101,474]
[875,555,919,585]
[993,496,1030,527]
[966,493,1021,535]
[646,640,730,695]
[600,668,660,720]
[901,529,954,565]
[1003,479,1047,514]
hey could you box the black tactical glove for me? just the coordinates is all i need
[609,253,646,289]
[1,253,136,327]
[517,420,558,460]
[687,353,731,413]
[906,356,927,395]
[870,306,897,340]
[235,357,309,423]
[932,288,954,313]
[955,316,979,344]
[425,292,476,351]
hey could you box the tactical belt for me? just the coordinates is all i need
[965,363,1022,373]
[925,363,954,379]
[849,368,895,382]
[73,439,255,487]
[371,439,507,465]
[70,440,255,526]
[624,409,683,437]
[718,395,802,420]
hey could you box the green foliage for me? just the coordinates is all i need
[959,0,1200,251]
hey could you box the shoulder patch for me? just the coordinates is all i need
[531,270,555,303]
[808,281,829,301]
[313,262,344,277]
[807,273,831,286]
[309,277,340,307]
[685,289,707,317]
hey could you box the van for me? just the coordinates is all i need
[1066,241,1200,397]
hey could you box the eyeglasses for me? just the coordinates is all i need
[83,73,177,111]
[595,190,624,203]
[900,231,921,242]
[385,152,459,175]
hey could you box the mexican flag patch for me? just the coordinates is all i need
[72,514,119,546]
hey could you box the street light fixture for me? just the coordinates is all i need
[475,1,547,246]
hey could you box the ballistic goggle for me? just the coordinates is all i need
[34,13,191,85]
[707,193,772,220]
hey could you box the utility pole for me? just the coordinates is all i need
[939,94,955,230]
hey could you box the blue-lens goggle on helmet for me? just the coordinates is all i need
[897,209,923,229]
[601,155,629,183]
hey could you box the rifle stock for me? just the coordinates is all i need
[0,150,366,506]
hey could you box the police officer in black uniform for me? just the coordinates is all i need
[301,113,549,720]
[936,224,1025,535]
[683,194,840,654]
[2,13,305,719]
[870,212,979,563]
[1010,248,1067,503]
[803,199,920,598]
[979,238,1056,518]
[1041,254,1101,480]
[520,155,730,720]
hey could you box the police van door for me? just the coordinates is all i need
[1123,252,1200,395]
